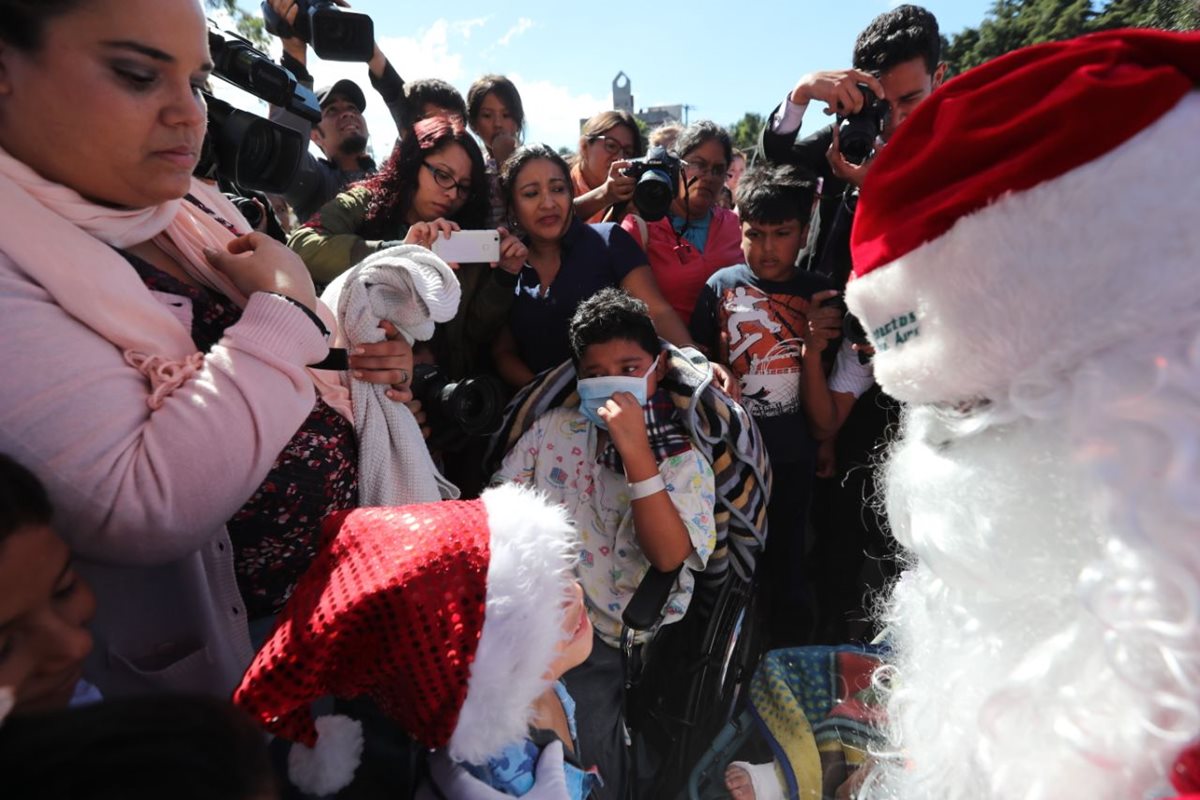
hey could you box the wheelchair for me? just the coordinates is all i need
[617,557,769,800]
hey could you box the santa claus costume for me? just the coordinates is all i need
[843,29,1200,800]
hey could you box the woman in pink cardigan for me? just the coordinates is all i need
[0,0,410,699]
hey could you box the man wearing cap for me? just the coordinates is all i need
[265,0,411,224]
[845,29,1200,800]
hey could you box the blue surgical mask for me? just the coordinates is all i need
[576,359,657,430]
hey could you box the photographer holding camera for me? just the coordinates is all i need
[265,0,412,224]
[760,4,945,287]
[620,121,744,324]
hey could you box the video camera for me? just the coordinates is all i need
[623,145,682,222]
[410,364,507,451]
[837,84,890,165]
[261,0,375,62]
[198,25,320,194]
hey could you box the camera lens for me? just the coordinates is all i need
[634,169,674,222]
[445,379,504,436]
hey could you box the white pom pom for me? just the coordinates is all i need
[287,714,364,796]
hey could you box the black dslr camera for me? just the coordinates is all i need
[411,365,507,451]
[623,145,682,222]
[837,84,891,165]
[261,0,375,62]
[198,26,319,194]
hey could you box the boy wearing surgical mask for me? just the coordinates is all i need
[494,288,717,800]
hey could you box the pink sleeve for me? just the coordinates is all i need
[0,253,330,566]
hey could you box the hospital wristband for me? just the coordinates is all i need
[628,474,666,501]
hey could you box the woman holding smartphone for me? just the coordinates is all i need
[290,115,528,380]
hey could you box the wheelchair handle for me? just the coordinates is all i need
[621,566,682,632]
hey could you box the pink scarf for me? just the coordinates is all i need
[0,145,351,419]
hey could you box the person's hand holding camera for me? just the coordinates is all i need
[790,69,885,117]
[826,125,875,189]
[804,289,844,360]
[494,227,528,275]
[204,232,317,313]
[603,159,636,206]
[265,0,307,63]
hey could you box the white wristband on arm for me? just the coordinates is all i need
[628,474,666,501]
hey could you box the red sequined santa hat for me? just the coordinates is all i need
[845,29,1200,405]
[233,484,578,796]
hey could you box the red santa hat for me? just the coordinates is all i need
[232,484,578,796]
[845,29,1200,405]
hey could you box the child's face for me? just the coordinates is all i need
[577,338,662,395]
[0,525,96,714]
[741,218,807,282]
[546,581,593,680]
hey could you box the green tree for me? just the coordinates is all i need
[1091,0,1200,30]
[206,0,271,50]
[944,0,1199,75]
[633,116,650,146]
[728,112,764,154]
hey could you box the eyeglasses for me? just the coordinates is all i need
[683,159,728,181]
[422,162,471,197]
[589,135,636,159]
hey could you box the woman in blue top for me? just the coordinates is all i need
[491,145,697,389]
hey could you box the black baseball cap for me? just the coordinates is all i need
[316,79,366,113]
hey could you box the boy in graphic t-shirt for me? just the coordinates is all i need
[690,164,872,642]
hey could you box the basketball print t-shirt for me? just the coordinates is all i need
[690,263,834,464]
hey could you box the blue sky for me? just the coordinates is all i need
[218,1,994,158]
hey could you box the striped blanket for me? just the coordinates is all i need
[484,343,772,587]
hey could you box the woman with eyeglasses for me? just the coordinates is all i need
[572,110,644,224]
[288,116,527,381]
[621,120,744,323]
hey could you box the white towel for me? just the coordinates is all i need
[321,245,462,506]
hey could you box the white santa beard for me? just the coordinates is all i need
[864,327,1200,800]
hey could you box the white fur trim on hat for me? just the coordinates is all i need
[448,483,579,763]
[846,91,1200,406]
[287,714,364,796]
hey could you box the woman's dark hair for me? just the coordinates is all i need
[735,164,817,226]
[498,143,575,217]
[0,0,85,50]
[853,4,941,75]
[0,695,277,800]
[0,453,51,542]
[674,120,734,166]
[580,110,644,159]
[467,74,526,135]
[356,115,489,237]
[405,78,468,122]
[568,288,660,365]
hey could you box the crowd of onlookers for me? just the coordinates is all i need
[0,0,949,797]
